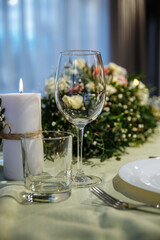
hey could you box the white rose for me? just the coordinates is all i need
[69,95,83,109]
[111,75,128,86]
[132,81,149,106]
[107,62,117,72]
[62,95,83,109]
[114,66,127,76]
[137,88,149,106]
[62,95,71,107]
[106,85,117,96]
[138,81,147,90]
[73,58,85,70]
[107,62,127,76]
[86,82,95,92]
[45,77,55,95]
[58,75,70,92]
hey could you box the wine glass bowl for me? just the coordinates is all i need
[55,50,106,187]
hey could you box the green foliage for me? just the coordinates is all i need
[41,63,158,161]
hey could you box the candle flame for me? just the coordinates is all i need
[133,78,139,87]
[19,78,23,94]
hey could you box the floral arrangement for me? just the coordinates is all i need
[42,62,157,161]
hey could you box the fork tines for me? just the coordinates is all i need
[90,185,123,208]
[90,185,114,206]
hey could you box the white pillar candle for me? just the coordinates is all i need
[0,92,43,180]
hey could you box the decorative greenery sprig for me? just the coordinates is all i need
[42,62,158,161]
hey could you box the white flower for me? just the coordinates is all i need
[107,62,117,71]
[132,127,137,131]
[45,77,55,95]
[106,85,117,95]
[104,107,110,112]
[58,75,70,93]
[122,134,126,138]
[97,83,104,92]
[137,88,149,106]
[107,62,127,76]
[138,124,144,128]
[73,58,85,70]
[118,94,123,99]
[112,75,128,86]
[131,81,149,106]
[51,121,56,127]
[86,82,95,92]
[130,97,136,102]
[129,80,149,105]
[93,141,97,145]
[62,95,83,109]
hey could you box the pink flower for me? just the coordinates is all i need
[104,101,108,107]
[117,76,128,86]
[93,66,108,76]
[103,67,108,75]
[93,66,101,76]
[69,83,83,93]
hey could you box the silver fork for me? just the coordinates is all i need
[90,185,160,211]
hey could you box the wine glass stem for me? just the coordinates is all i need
[76,126,85,177]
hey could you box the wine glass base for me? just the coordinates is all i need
[72,175,102,188]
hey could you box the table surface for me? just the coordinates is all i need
[1,129,160,240]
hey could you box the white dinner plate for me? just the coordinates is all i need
[118,158,160,194]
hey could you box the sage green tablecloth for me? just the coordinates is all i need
[1,129,160,240]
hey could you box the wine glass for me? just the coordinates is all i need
[55,50,106,187]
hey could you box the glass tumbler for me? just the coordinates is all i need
[21,131,73,203]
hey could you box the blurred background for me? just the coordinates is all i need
[0,0,159,95]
